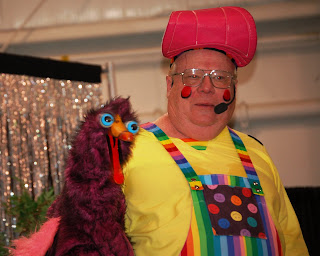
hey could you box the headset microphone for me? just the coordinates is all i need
[214,103,229,114]
[214,85,236,114]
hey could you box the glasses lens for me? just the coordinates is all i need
[211,71,232,89]
[182,69,204,87]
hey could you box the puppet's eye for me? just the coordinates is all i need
[100,113,114,128]
[126,121,139,134]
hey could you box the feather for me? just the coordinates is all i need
[10,218,60,256]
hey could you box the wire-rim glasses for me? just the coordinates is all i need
[172,69,236,89]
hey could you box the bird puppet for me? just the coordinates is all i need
[10,97,138,256]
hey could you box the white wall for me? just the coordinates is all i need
[234,44,320,187]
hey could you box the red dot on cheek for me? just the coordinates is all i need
[181,86,192,98]
[223,89,231,101]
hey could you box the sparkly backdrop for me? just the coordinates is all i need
[0,73,103,242]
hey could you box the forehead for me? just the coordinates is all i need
[174,49,235,72]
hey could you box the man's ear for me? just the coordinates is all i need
[166,75,173,96]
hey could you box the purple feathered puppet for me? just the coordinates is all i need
[10,97,137,256]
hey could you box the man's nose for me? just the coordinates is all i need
[198,74,215,93]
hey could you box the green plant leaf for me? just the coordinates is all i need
[3,188,57,236]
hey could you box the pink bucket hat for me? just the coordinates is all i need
[162,7,257,67]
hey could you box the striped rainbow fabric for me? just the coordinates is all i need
[199,174,251,188]
[141,123,283,256]
[181,138,208,150]
[228,128,264,196]
[140,122,203,187]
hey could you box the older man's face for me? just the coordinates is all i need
[166,49,237,138]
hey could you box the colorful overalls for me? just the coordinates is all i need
[141,122,283,256]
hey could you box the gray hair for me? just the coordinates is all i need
[168,62,177,76]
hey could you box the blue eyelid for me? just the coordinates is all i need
[100,113,114,128]
[126,121,139,134]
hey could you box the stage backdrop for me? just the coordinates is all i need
[0,53,103,245]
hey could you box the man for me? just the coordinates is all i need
[123,7,308,255]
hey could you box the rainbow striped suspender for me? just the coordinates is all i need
[227,127,264,196]
[141,122,214,254]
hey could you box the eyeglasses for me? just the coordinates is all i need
[172,69,236,89]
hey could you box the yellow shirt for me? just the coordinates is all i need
[123,126,308,255]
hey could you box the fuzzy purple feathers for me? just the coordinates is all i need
[12,97,137,256]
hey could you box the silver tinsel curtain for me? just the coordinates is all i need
[0,61,103,243]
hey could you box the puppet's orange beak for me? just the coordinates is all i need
[108,114,138,184]
[109,115,134,142]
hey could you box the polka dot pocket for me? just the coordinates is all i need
[203,184,267,239]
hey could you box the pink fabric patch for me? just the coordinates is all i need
[207,184,218,189]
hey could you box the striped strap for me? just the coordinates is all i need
[141,122,204,191]
[141,122,214,255]
[228,127,264,196]
[181,138,208,150]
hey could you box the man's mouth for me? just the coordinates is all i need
[195,103,215,107]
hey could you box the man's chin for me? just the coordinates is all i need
[191,117,217,127]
